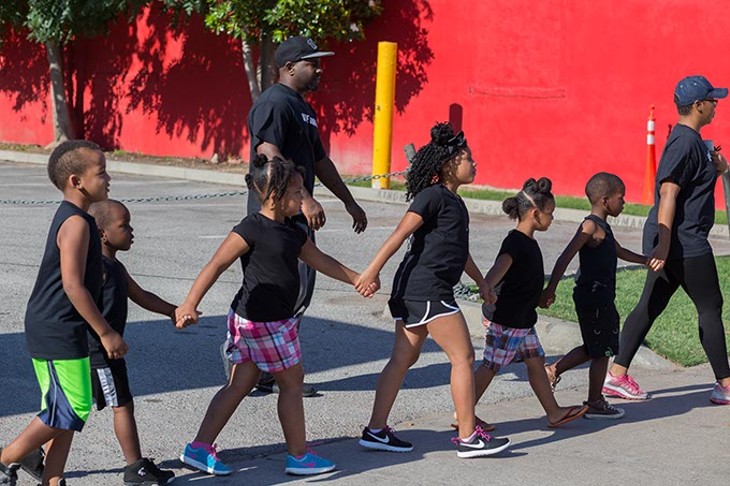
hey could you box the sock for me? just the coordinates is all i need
[369,428,383,434]
[190,441,211,451]
[292,452,308,460]
[460,430,477,443]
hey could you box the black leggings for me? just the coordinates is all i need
[615,254,730,380]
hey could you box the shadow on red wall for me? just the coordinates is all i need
[0,30,49,126]
[310,0,434,152]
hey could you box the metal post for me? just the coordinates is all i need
[372,42,398,189]
[723,171,730,237]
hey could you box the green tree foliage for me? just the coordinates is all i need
[199,0,383,99]
[0,0,146,143]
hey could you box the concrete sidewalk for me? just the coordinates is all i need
[197,363,726,485]
[2,148,728,238]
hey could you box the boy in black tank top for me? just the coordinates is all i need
[87,200,179,485]
[541,173,647,419]
[0,141,127,486]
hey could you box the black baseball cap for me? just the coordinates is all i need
[275,36,334,68]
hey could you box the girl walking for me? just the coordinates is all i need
[355,122,511,458]
[474,178,588,428]
[176,155,375,477]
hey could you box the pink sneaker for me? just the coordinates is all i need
[602,372,650,400]
[710,382,730,405]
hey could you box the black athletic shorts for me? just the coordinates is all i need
[388,298,461,328]
[91,359,133,411]
[573,284,620,358]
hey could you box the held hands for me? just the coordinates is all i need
[647,243,668,272]
[539,288,556,309]
[478,281,497,305]
[302,196,326,231]
[101,330,128,360]
[355,268,380,298]
[174,303,202,329]
[345,201,368,234]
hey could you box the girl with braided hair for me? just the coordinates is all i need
[474,177,588,428]
[355,122,511,458]
[175,155,377,477]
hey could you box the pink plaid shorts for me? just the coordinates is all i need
[482,317,545,371]
[223,309,302,373]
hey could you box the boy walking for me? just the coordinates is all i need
[87,199,177,485]
[540,173,647,418]
[0,141,127,486]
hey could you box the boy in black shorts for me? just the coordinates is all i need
[540,173,647,419]
[1,141,128,486]
[87,199,178,485]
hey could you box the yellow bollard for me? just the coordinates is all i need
[372,42,397,189]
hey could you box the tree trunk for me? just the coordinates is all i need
[241,39,261,101]
[45,40,76,144]
[259,33,277,91]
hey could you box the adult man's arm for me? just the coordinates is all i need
[315,156,368,233]
[256,141,327,230]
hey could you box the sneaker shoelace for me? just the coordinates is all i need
[204,444,222,461]
[625,375,644,394]
[451,425,492,445]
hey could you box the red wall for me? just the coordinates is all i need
[0,1,727,206]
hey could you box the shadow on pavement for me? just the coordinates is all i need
[0,313,444,418]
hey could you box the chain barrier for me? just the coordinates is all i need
[0,170,410,206]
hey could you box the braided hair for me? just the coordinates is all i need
[405,122,467,201]
[502,177,554,220]
[245,154,305,205]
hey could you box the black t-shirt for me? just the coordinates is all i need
[643,124,717,259]
[576,215,617,293]
[25,201,103,360]
[487,230,544,329]
[391,185,470,301]
[88,256,129,368]
[230,212,308,321]
[247,83,326,196]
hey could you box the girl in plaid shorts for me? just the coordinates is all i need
[174,155,376,477]
[474,178,588,428]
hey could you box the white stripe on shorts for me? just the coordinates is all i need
[404,300,461,328]
[96,368,119,408]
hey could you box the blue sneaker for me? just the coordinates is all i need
[180,442,232,476]
[284,450,335,476]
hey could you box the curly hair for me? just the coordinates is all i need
[245,154,305,205]
[502,177,554,220]
[405,122,467,200]
[47,140,103,190]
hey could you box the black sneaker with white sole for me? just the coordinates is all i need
[124,458,175,485]
[359,426,413,452]
[454,426,511,458]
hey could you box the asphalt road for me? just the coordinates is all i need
[1,161,729,485]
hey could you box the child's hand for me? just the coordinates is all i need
[360,276,381,298]
[539,288,555,308]
[175,304,201,329]
[647,243,668,272]
[355,268,379,296]
[478,281,497,305]
[101,331,128,360]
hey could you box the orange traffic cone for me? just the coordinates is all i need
[643,105,657,204]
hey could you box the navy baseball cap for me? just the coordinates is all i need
[674,75,728,106]
[275,36,334,68]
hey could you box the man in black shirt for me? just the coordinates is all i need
[243,36,368,395]
[605,75,730,404]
